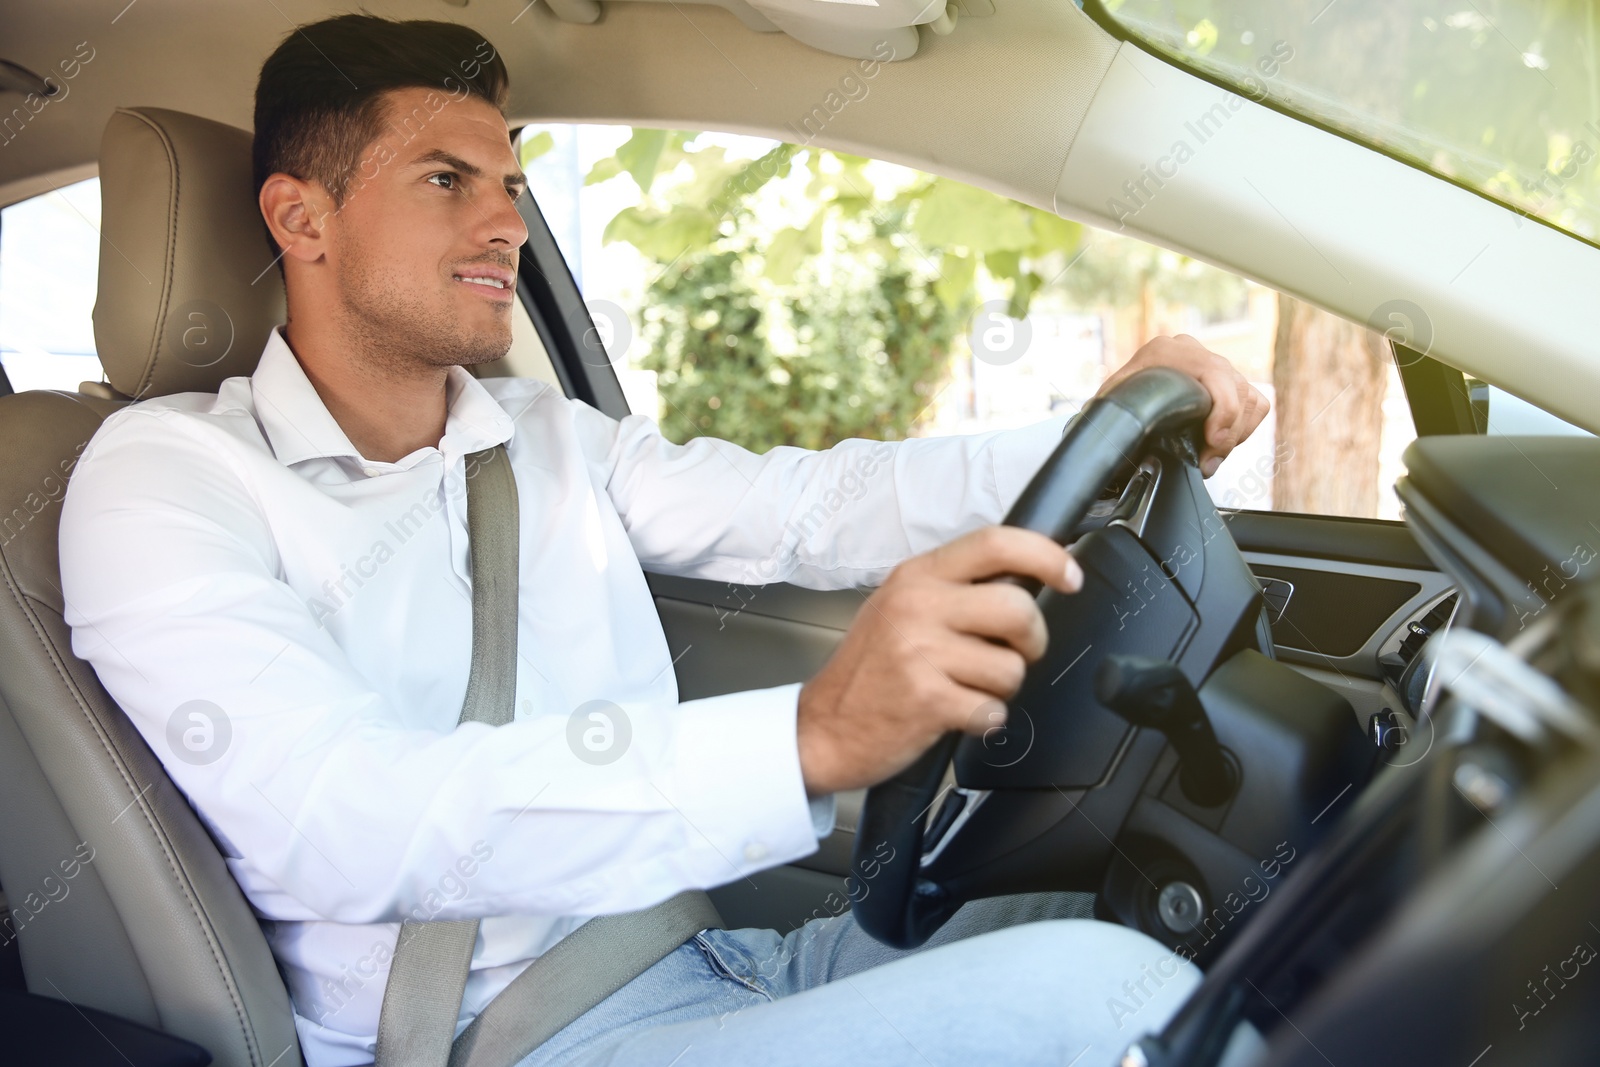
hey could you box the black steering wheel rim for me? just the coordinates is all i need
[849,367,1213,949]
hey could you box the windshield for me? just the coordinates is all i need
[1093,0,1600,242]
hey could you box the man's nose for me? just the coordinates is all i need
[478,188,530,249]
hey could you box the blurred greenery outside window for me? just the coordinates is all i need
[518,124,1416,520]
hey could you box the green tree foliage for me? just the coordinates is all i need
[582,130,1082,450]
[1110,0,1600,239]
[639,241,959,452]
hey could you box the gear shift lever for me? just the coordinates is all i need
[1095,654,1237,807]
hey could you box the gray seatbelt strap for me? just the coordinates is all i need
[375,921,482,1067]
[447,890,724,1067]
[375,443,723,1067]
[375,444,521,1067]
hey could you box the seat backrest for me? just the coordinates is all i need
[0,107,303,1066]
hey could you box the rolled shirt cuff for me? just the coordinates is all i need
[990,411,1074,512]
[809,792,838,838]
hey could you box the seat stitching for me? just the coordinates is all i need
[119,109,181,400]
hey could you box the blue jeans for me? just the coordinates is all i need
[514,892,1207,1067]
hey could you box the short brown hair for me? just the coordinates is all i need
[252,13,510,213]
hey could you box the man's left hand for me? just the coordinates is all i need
[1097,334,1269,477]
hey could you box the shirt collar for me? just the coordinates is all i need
[251,326,515,469]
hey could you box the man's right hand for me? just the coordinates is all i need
[796,526,1084,796]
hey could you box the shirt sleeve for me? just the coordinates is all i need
[568,403,1073,590]
[58,408,822,927]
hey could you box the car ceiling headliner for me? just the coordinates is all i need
[0,0,1119,210]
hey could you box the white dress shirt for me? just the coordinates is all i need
[57,326,1069,1066]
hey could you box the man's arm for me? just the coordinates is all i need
[565,335,1268,796]
[572,334,1267,593]
[569,401,1070,592]
[59,408,822,925]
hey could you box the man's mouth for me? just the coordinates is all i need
[452,266,516,299]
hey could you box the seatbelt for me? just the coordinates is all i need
[448,890,723,1067]
[374,443,724,1067]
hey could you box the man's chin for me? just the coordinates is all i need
[449,328,514,368]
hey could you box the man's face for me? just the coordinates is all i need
[322,86,529,369]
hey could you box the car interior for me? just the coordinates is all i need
[2,1,1599,1065]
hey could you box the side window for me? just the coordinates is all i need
[0,178,105,391]
[519,125,1416,521]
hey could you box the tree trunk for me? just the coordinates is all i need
[1271,294,1389,517]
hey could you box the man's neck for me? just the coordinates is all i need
[282,322,449,465]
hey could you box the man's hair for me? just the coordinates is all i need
[252,14,510,211]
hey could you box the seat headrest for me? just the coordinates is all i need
[93,107,286,400]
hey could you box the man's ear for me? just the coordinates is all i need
[260,173,336,266]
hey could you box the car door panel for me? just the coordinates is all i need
[648,585,845,700]
[644,573,862,931]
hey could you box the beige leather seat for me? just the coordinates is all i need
[0,102,535,1064]
[0,106,324,1067]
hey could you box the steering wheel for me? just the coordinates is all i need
[850,366,1372,953]
[850,367,1212,948]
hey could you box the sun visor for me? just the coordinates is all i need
[539,0,956,61]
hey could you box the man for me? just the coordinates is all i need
[58,14,1268,1067]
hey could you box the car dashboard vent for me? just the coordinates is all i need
[1381,593,1459,687]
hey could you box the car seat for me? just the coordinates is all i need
[0,105,315,1067]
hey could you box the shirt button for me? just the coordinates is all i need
[362,466,379,477]
[743,842,768,863]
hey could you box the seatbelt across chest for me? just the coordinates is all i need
[374,442,724,1067]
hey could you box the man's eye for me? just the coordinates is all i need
[428,173,457,190]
